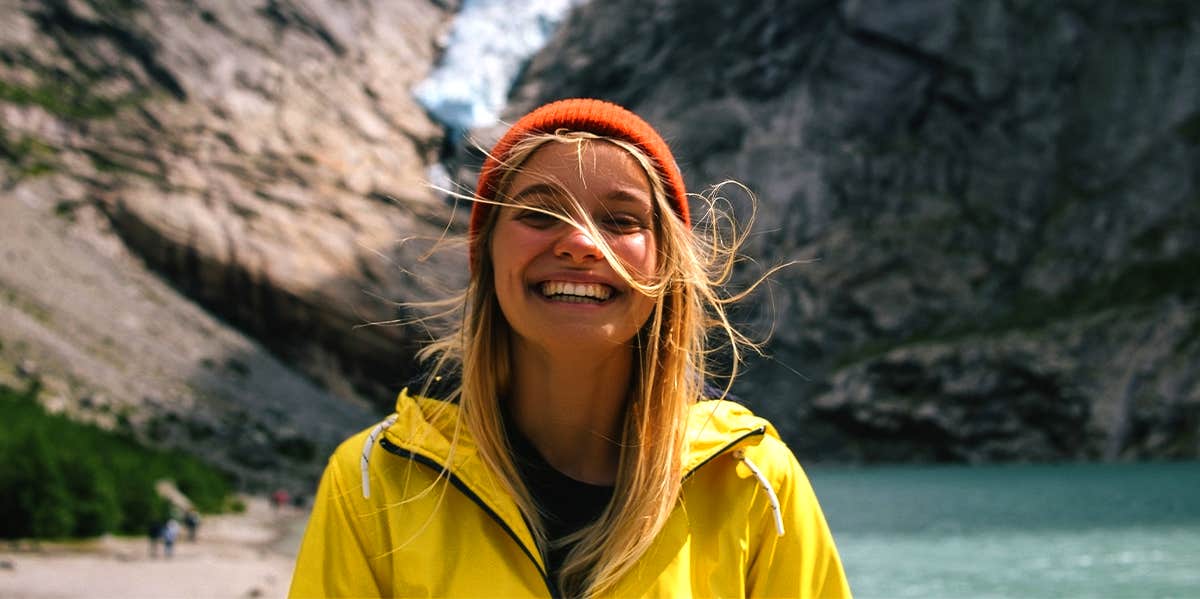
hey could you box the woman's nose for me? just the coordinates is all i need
[554,225,603,262]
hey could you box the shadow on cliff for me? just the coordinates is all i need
[117,243,466,492]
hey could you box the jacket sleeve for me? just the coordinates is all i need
[289,457,383,599]
[745,438,852,599]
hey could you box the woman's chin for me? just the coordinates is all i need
[515,321,641,355]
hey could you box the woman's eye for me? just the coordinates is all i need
[603,215,648,233]
[515,209,559,228]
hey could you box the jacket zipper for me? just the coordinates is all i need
[378,437,561,599]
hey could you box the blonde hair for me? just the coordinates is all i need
[417,131,763,597]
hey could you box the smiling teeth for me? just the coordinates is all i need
[540,281,612,302]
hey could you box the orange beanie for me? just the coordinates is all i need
[469,98,689,269]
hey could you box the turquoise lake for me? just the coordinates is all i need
[807,462,1200,598]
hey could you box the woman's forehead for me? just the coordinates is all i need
[506,140,654,204]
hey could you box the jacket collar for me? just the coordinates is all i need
[681,399,774,478]
[382,388,775,485]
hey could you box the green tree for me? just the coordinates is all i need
[3,430,76,539]
[62,453,121,536]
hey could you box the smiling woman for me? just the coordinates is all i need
[289,99,851,598]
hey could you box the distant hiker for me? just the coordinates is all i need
[147,520,163,557]
[184,509,200,542]
[272,488,290,511]
[162,518,181,558]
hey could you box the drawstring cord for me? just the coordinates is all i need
[733,449,785,537]
[361,414,398,499]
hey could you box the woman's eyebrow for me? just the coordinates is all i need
[507,182,564,205]
[506,182,651,212]
[605,187,652,205]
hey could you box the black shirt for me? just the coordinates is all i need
[505,414,615,583]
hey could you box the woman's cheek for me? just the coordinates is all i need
[623,232,657,277]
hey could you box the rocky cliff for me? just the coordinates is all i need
[0,0,463,488]
[505,0,1200,461]
[2,0,1196,477]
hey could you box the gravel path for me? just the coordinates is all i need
[0,497,309,599]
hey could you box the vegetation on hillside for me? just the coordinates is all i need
[0,380,232,540]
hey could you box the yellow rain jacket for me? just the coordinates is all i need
[290,389,851,598]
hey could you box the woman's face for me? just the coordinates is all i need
[489,140,659,354]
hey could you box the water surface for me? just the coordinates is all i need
[808,462,1200,598]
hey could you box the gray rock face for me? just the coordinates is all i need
[0,175,374,490]
[0,0,464,487]
[505,0,1200,461]
[1,0,466,411]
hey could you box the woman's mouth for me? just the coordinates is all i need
[538,281,614,304]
